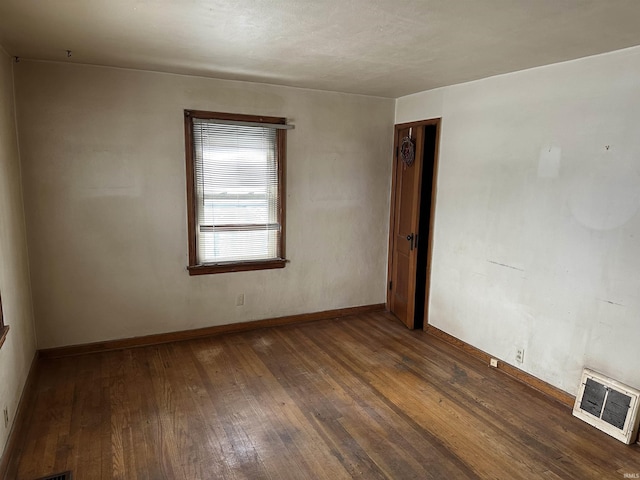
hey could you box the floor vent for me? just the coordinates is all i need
[573,368,640,444]
[36,472,72,480]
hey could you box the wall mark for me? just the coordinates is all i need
[598,298,625,307]
[538,146,561,178]
[487,260,525,272]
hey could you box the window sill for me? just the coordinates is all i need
[0,325,9,350]
[188,259,287,275]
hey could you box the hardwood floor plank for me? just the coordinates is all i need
[147,345,195,480]
[8,311,640,479]
[274,325,478,479]
[98,355,113,480]
[186,343,246,480]
[224,335,349,479]
[251,330,389,479]
[263,330,396,478]
[125,348,167,480]
[66,353,103,479]
[18,357,77,479]
[108,351,135,480]
[293,338,469,478]
[189,336,278,479]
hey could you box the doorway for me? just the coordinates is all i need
[386,119,440,330]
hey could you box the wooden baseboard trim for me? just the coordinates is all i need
[39,303,386,359]
[0,352,39,480]
[425,325,575,409]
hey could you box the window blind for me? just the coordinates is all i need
[192,119,281,264]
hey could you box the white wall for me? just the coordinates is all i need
[397,46,640,394]
[0,50,37,454]
[14,61,394,349]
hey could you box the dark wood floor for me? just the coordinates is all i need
[7,311,640,479]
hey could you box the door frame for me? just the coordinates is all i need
[386,118,441,330]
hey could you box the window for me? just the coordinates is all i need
[0,291,8,349]
[184,110,288,275]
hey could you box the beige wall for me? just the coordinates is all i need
[14,61,394,349]
[0,50,36,453]
[396,46,640,395]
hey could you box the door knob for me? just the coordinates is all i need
[406,233,414,250]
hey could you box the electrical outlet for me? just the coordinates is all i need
[490,358,498,368]
[3,407,8,429]
[516,348,525,364]
[236,293,245,307]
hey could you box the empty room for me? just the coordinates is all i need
[1,1,640,478]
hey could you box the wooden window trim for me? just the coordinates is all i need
[0,326,9,350]
[0,293,8,350]
[188,259,286,275]
[184,110,287,275]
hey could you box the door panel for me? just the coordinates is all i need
[389,126,424,328]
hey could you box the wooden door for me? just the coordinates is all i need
[388,125,424,328]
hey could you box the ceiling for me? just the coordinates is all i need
[1,0,640,98]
